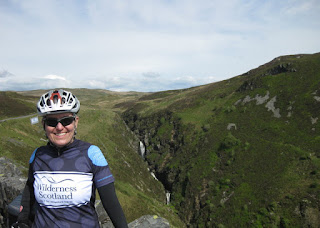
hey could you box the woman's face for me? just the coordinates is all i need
[44,112,79,148]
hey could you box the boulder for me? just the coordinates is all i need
[128,215,170,228]
[0,157,26,227]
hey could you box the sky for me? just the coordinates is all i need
[0,0,319,92]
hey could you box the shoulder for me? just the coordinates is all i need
[29,148,38,164]
[29,145,48,163]
[87,145,109,166]
[73,139,91,149]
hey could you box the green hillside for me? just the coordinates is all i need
[0,91,36,119]
[0,90,184,227]
[121,53,320,227]
[1,52,319,227]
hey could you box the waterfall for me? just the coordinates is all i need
[166,192,171,205]
[138,140,170,206]
[151,172,159,181]
[139,141,146,158]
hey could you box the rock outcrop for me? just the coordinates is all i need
[0,157,26,227]
[128,215,170,228]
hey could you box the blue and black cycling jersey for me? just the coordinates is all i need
[25,139,115,227]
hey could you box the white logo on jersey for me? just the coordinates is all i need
[34,171,93,208]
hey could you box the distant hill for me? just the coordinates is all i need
[121,52,320,227]
[0,91,36,119]
[1,52,319,227]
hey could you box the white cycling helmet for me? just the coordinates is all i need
[37,89,80,116]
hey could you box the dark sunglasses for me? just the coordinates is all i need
[44,116,75,127]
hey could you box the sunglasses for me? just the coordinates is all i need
[44,116,75,127]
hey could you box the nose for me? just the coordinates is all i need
[55,122,64,130]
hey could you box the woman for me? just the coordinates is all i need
[13,89,128,228]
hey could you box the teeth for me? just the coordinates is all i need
[55,133,66,136]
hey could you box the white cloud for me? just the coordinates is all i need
[0,69,14,78]
[284,0,319,16]
[87,80,108,90]
[142,72,160,79]
[0,0,319,92]
[43,74,67,81]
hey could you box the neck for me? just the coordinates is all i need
[49,137,76,151]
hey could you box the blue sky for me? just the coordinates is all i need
[0,0,319,92]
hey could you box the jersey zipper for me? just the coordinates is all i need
[57,148,61,156]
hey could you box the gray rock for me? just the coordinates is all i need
[255,91,270,105]
[0,157,26,227]
[128,215,170,228]
[95,200,114,228]
[227,123,237,130]
[0,157,26,178]
[265,96,281,118]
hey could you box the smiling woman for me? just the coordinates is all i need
[13,89,128,228]
[43,113,78,148]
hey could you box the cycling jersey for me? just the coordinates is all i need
[25,139,115,228]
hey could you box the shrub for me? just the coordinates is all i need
[219,133,241,151]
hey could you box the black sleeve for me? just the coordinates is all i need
[17,179,35,225]
[17,161,36,225]
[97,183,128,228]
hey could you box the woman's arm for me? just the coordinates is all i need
[16,180,34,226]
[97,183,128,228]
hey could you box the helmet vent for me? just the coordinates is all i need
[53,95,59,104]
[40,97,44,107]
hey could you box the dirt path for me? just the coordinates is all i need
[0,113,38,123]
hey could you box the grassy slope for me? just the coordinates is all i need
[120,53,320,227]
[0,90,184,227]
[0,91,36,118]
[1,53,319,227]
